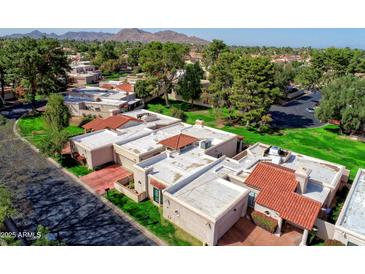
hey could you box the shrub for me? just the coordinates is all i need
[323,239,344,246]
[170,106,186,120]
[78,115,95,127]
[0,114,6,126]
[251,210,278,233]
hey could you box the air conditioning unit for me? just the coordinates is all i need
[199,139,212,149]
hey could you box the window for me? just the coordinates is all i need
[153,187,160,204]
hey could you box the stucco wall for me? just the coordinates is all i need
[70,141,93,169]
[205,137,238,158]
[254,203,281,221]
[315,218,335,240]
[333,227,365,246]
[133,167,149,194]
[116,154,137,172]
[90,146,114,169]
[213,198,248,244]
[163,195,215,245]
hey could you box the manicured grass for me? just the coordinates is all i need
[18,115,90,177]
[146,99,365,180]
[102,72,128,81]
[56,154,92,177]
[106,189,202,246]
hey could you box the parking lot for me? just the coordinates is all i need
[269,91,324,129]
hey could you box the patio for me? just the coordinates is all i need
[218,217,303,246]
[80,164,132,195]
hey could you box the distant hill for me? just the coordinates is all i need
[111,28,209,44]
[3,29,209,44]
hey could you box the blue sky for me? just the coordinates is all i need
[1,28,365,49]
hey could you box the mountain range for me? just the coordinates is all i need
[3,29,209,44]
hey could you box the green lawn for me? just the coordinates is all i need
[18,115,90,177]
[147,99,365,180]
[106,190,202,246]
[102,72,128,81]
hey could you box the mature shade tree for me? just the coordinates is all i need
[208,51,239,107]
[41,94,70,157]
[316,76,365,134]
[9,38,70,111]
[176,62,204,106]
[134,78,157,98]
[44,94,70,131]
[0,40,11,105]
[294,66,321,90]
[229,56,282,125]
[39,129,69,157]
[203,39,229,68]
[273,62,297,93]
[99,59,121,74]
[127,45,142,68]
[139,42,188,105]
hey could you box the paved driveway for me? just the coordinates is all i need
[269,91,324,129]
[0,121,156,246]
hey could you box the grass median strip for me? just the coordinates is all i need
[106,189,202,246]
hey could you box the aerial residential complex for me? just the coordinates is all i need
[334,169,365,245]
[64,86,143,118]
[66,109,355,246]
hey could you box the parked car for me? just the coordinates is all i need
[305,107,315,113]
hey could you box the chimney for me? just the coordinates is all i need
[195,119,204,127]
[295,167,311,194]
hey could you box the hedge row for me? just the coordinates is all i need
[251,210,278,233]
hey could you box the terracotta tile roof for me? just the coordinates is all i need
[150,179,167,190]
[159,133,199,150]
[99,83,114,89]
[82,115,141,131]
[82,118,104,131]
[116,83,133,92]
[245,162,321,230]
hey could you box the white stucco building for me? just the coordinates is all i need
[334,169,365,245]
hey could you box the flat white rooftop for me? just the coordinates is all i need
[72,127,149,150]
[169,160,249,219]
[337,169,365,236]
[282,155,341,187]
[242,143,344,187]
[116,121,236,155]
[122,109,180,127]
[180,124,236,146]
[118,123,187,154]
[139,147,216,186]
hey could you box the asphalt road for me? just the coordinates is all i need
[0,120,156,246]
[0,100,46,119]
[269,91,324,129]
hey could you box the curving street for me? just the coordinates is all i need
[0,120,156,246]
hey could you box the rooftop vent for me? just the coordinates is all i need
[199,139,212,149]
[195,119,205,127]
[269,146,281,156]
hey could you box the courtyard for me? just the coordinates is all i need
[218,218,302,246]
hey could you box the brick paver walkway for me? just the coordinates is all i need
[218,217,302,246]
